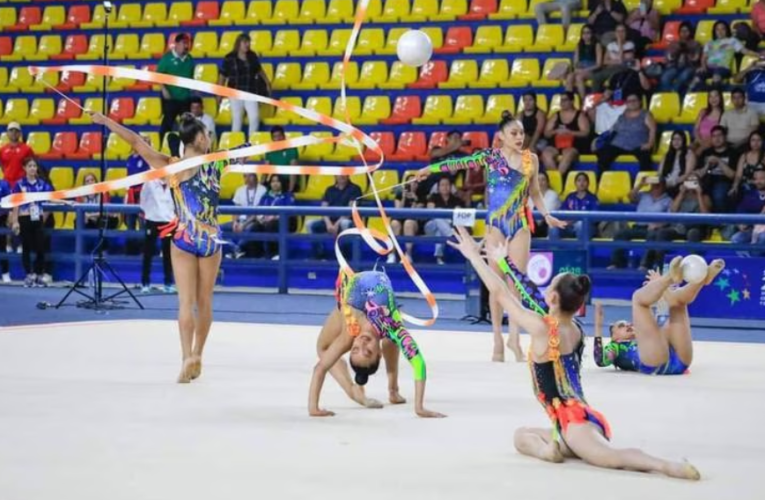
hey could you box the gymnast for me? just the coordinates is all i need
[594,258,725,375]
[418,114,566,363]
[308,269,445,418]
[448,227,700,479]
[92,111,238,384]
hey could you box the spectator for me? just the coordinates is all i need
[720,88,760,151]
[425,177,463,265]
[752,0,765,41]
[660,21,703,94]
[659,131,696,192]
[697,125,736,212]
[608,177,672,270]
[691,21,761,91]
[625,0,660,57]
[519,91,547,152]
[125,136,152,255]
[0,122,33,188]
[225,174,267,258]
[264,126,299,193]
[308,175,363,259]
[390,175,427,263]
[729,169,765,252]
[251,175,296,260]
[596,93,657,174]
[189,96,216,145]
[732,59,765,119]
[157,33,194,143]
[0,178,10,283]
[535,0,582,31]
[541,92,592,176]
[565,24,603,99]
[529,171,561,238]
[79,173,120,231]
[588,0,628,42]
[9,157,53,287]
[550,173,599,240]
[219,34,271,137]
[642,176,711,269]
[139,179,175,294]
[692,88,725,154]
[591,24,636,91]
[731,131,764,196]
[418,130,466,198]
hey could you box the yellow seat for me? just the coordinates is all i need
[33,69,58,92]
[248,30,273,54]
[412,95,454,125]
[104,168,128,197]
[263,0,300,25]
[28,98,54,123]
[421,27,445,50]
[598,171,631,204]
[709,0,747,14]
[501,58,541,88]
[519,0,553,18]
[529,24,565,52]
[468,59,509,89]
[673,92,708,124]
[370,169,400,200]
[212,31,243,58]
[0,68,7,91]
[560,24,583,52]
[301,132,335,161]
[546,170,563,194]
[113,34,140,59]
[292,29,329,56]
[444,95,484,125]
[26,132,50,155]
[403,0,438,21]
[356,96,391,125]
[141,3,168,26]
[267,30,301,56]
[495,25,534,53]
[319,29,353,56]
[532,58,570,88]
[272,63,302,90]
[476,94,516,124]
[0,99,29,125]
[439,60,478,89]
[75,168,102,188]
[695,20,715,45]
[191,32,219,57]
[0,7,16,29]
[35,5,65,30]
[74,73,107,93]
[237,1,272,25]
[76,35,114,61]
[4,36,41,62]
[209,1,246,26]
[355,28,386,55]
[194,64,218,85]
[49,167,74,192]
[63,98,102,126]
[464,25,504,54]
[649,92,681,124]
[81,4,118,29]
[351,61,388,89]
[140,132,161,152]
[321,0,355,24]
[220,173,246,200]
[218,132,248,153]
[107,65,134,91]
[155,2,193,27]
[216,99,233,125]
[325,61,359,90]
[350,173,369,193]
[138,33,166,58]
[563,171,597,198]
[295,174,335,201]
[124,97,162,126]
[293,0,326,24]
[332,96,362,123]
[112,3,142,28]
[293,97,333,125]
[431,0,468,20]
[293,62,331,90]
[379,62,418,89]
[377,0,411,22]
[102,133,132,161]
[262,97,304,126]
[37,35,62,58]
[654,0,682,15]
[489,0,526,20]
[246,131,271,160]
[376,27,406,55]
[326,138,364,162]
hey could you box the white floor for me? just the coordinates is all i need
[0,320,761,500]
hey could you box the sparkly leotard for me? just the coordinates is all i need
[498,257,612,442]
[428,148,534,238]
[594,338,689,375]
[336,270,426,381]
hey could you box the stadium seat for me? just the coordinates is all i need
[301,132,335,161]
[654,0,683,15]
[332,96,362,122]
[49,167,74,191]
[218,132,248,153]
[268,30,301,56]
[209,1,246,26]
[0,68,6,91]
[502,59,541,88]
[191,32,218,57]
[377,28,410,55]
[695,20,715,44]
[6,6,41,31]
[33,69,59,93]
[4,36,40,62]
[141,3,169,26]
[155,2,193,27]
[461,131,490,153]
[7,68,37,93]
[112,3,142,29]
[101,133,132,161]
[496,25,534,53]
[444,95,485,125]
[292,29,329,56]
[649,93,681,124]
[113,34,140,60]
[293,62,331,90]
[293,97,332,125]
[0,99,27,126]
[651,21,681,50]
[368,168,400,199]
[559,24,583,52]
[295,174,336,202]
[403,0,438,21]
[563,171,597,198]
[107,97,135,123]
[533,58,570,88]
[39,132,78,160]
[210,31,241,58]
[38,35,62,58]
[432,0,469,20]
[351,61,389,89]
[262,97,303,126]
[439,60,478,89]
[321,0,355,23]
[75,35,114,61]
[82,4,118,29]
[460,0,498,20]
[428,131,450,154]
[74,168,102,188]
[709,0,747,14]
[272,63,302,90]
[464,25,503,54]
[293,0,326,24]
[377,0,411,22]
[379,62,418,89]
[634,171,659,192]
[51,34,88,60]
[677,0,715,14]
[26,132,50,156]
[36,6,66,31]
[410,60,448,89]
[124,97,162,126]
[74,72,107,93]
[0,37,11,58]
[263,0,299,25]
[412,95,453,125]
[388,132,427,162]
[237,1,273,25]
[194,64,218,84]
[28,98,54,123]
[382,95,422,124]
[361,133,397,163]
[319,29,352,56]
[56,5,91,29]
[673,92,707,124]
[469,59,509,88]
[69,132,103,160]
[181,1,220,26]
[325,61,359,90]
[437,26,473,54]
[529,24,565,52]
[220,172,246,200]
[475,94,515,124]
[0,8,16,30]
[546,170,563,194]
[104,168,128,197]
[489,0,525,20]
[56,70,86,92]
[598,171,631,204]
[247,30,273,54]
[66,98,103,126]
[326,137,364,162]
[356,96,392,125]
[355,29,386,55]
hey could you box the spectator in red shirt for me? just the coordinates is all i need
[0,123,33,188]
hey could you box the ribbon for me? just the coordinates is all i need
[0,0,437,326]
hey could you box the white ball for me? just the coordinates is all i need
[681,255,708,284]
[397,30,433,68]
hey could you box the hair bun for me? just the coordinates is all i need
[354,372,369,386]
[575,275,592,296]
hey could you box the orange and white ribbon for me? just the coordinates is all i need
[0,0,437,326]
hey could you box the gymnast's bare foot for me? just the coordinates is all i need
[507,335,525,362]
[177,358,194,384]
[667,256,684,284]
[665,460,701,481]
[389,391,407,405]
[705,259,725,285]
[189,356,202,380]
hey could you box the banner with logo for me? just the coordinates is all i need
[688,258,765,320]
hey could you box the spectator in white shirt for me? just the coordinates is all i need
[189,96,217,147]
[139,179,175,293]
[226,174,266,258]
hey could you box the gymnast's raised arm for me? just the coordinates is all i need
[90,112,172,170]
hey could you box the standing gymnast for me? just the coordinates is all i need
[308,270,444,418]
[92,111,235,383]
[448,227,700,479]
[418,115,566,363]
[594,259,724,375]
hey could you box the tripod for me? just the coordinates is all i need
[54,0,143,311]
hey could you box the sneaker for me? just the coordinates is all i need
[163,284,177,293]
[140,286,151,294]
[35,276,48,288]
[1,273,10,284]
[386,253,396,264]
[24,274,37,288]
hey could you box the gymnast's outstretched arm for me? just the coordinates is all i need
[416,149,490,179]
[90,112,172,170]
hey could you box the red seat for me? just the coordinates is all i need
[127,64,156,91]
[650,21,681,50]
[69,132,103,160]
[56,4,92,29]
[426,132,448,152]
[409,61,448,89]
[0,37,12,57]
[108,97,135,122]
[382,96,422,125]
[436,27,473,54]
[56,70,86,91]
[180,1,220,26]
[359,132,396,162]
[677,0,714,14]
[459,0,498,20]
[388,132,427,162]
[39,132,79,160]
[6,6,41,31]
[43,98,83,125]
[461,131,489,154]
[51,34,88,61]
[165,32,192,52]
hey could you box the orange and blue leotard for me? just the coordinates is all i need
[428,148,535,238]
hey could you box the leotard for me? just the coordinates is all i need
[594,338,689,375]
